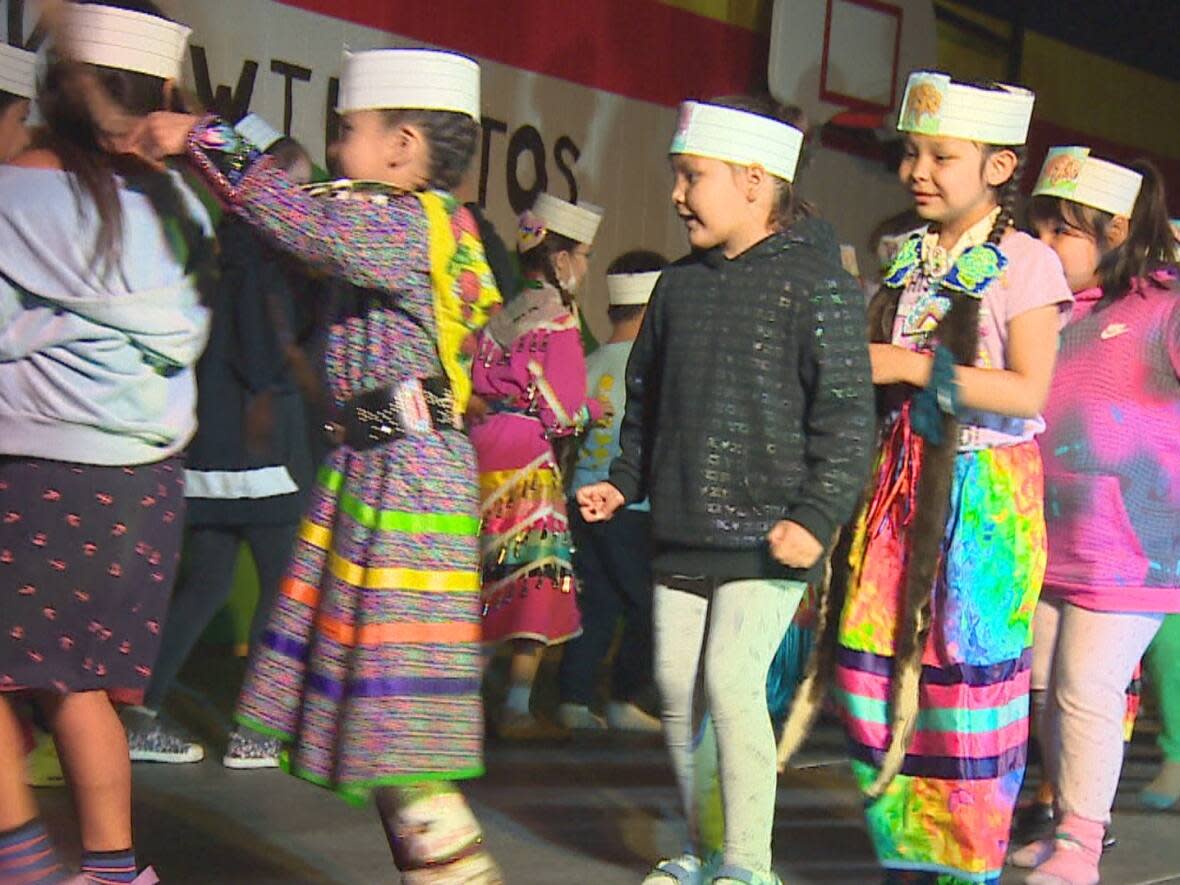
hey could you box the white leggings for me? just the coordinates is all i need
[653,579,805,873]
[1032,598,1164,823]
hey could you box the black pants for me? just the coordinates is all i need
[558,507,654,706]
[145,522,297,709]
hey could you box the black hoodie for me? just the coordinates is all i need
[608,216,875,584]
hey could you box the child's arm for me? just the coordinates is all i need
[607,286,662,506]
[528,326,606,437]
[871,304,1060,417]
[788,275,876,551]
[136,113,427,293]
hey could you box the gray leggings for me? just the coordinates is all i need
[653,579,805,874]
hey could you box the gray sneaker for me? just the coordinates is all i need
[222,729,281,770]
[124,711,205,764]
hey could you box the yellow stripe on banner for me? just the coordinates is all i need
[327,551,480,593]
[1020,32,1180,162]
[299,519,332,552]
[656,0,765,32]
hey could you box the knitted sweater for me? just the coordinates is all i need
[1040,273,1180,612]
[609,218,875,583]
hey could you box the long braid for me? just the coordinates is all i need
[987,145,1026,245]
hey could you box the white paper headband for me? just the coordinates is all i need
[669,101,803,182]
[59,4,191,82]
[607,271,661,306]
[336,48,481,121]
[1032,147,1143,217]
[898,71,1034,145]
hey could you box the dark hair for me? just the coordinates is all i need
[606,249,667,323]
[380,108,479,190]
[0,90,27,114]
[518,227,580,297]
[266,136,312,175]
[38,0,191,270]
[1028,159,1177,304]
[708,94,814,230]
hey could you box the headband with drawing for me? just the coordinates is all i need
[517,192,604,252]
[898,71,1034,145]
[1032,147,1143,217]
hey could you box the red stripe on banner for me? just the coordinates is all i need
[275,0,768,108]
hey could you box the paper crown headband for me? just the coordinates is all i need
[336,48,481,121]
[517,192,605,250]
[669,101,803,182]
[234,113,284,152]
[0,44,36,99]
[607,271,661,306]
[1032,147,1143,217]
[58,3,191,82]
[898,71,1034,145]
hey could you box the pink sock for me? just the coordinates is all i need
[1025,813,1103,885]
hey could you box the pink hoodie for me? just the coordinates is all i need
[1040,272,1180,612]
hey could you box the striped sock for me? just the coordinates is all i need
[0,818,68,884]
[81,848,138,884]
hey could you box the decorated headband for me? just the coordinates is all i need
[1171,219,1180,242]
[607,271,661,306]
[517,192,604,251]
[58,3,191,81]
[669,100,803,182]
[898,71,1034,145]
[234,113,284,152]
[336,48,481,121]
[1032,147,1142,217]
[0,44,36,100]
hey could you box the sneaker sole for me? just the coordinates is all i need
[221,755,280,770]
[130,748,205,764]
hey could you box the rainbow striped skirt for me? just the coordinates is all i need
[835,438,1046,883]
[236,432,484,803]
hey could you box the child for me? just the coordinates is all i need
[1008,150,1180,885]
[558,250,667,733]
[778,72,1075,885]
[0,44,35,162]
[122,118,318,770]
[0,4,211,883]
[470,192,608,740]
[1142,614,1180,810]
[134,46,504,880]
[578,96,875,885]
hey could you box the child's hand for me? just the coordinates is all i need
[870,344,931,386]
[129,112,202,162]
[576,482,625,522]
[768,520,824,568]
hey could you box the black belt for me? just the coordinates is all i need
[324,376,460,450]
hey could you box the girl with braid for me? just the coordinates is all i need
[778,72,1073,884]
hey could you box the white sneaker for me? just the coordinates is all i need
[557,703,607,730]
[123,708,205,764]
[221,729,282,770]
[606,701,662,733]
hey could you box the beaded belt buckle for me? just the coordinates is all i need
[324,376,458,450]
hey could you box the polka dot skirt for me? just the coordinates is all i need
[0,457,185,702]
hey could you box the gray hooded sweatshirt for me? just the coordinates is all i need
[0,165,214,465]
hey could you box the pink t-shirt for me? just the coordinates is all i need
[893,230,1074,447]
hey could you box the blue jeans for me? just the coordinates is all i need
[558,507,654,705]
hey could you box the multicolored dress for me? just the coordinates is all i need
[834,226,1072,882]
[470,282,603,645]
[183,119,501,803]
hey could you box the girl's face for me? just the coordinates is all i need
[670,153,752,252]
[899,134,1010,231]
[0,98,31,164]
[330,110,430,189]
[1033,216,1103,293]
[552,242,592,295]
